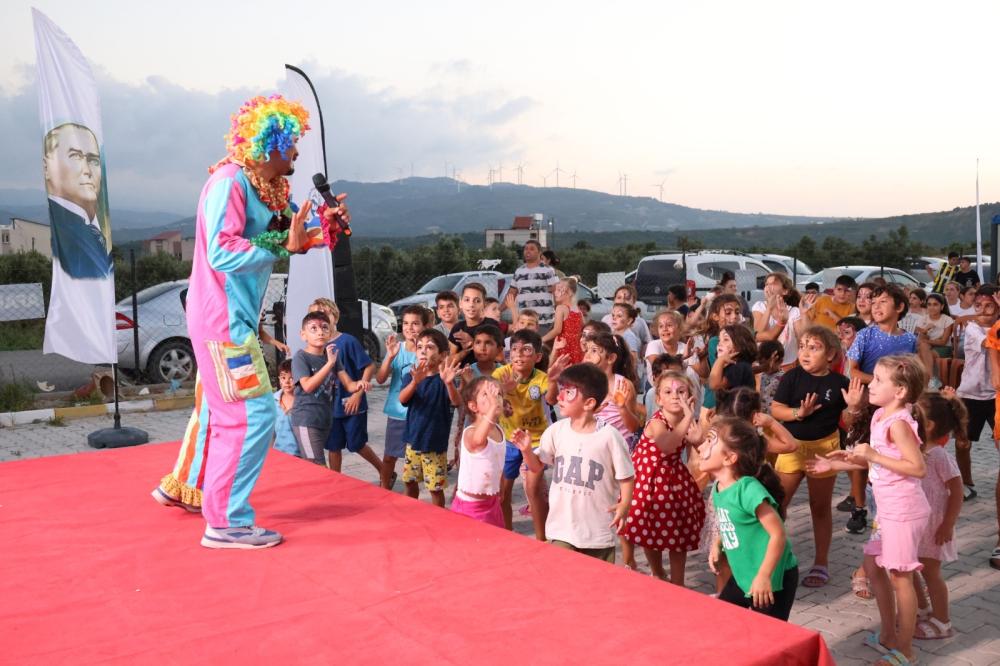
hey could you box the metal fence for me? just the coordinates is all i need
[1,248,916,412]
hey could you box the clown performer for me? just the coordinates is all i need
[151,95,348,549]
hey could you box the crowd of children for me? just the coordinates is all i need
[267,267,1000,666]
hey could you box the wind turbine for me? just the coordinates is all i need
[516,163,525,185]
[550,161,567,188]
[617,172,629,196]
[570,171,577,188]
[652,179,666,201]
[542,173,549,188]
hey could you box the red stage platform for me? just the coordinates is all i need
[1,443,833,665]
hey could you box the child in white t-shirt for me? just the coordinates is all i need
[517,363,635,563]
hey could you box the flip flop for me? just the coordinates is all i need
[874,648,918,665]
[802,565,830,588]
[990,547,1000,571]
[864,631,890,654]
[914,617,953,640]
[851,571,872,599]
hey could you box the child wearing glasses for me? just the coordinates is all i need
[494,329,566,539]
[516,362,635,563]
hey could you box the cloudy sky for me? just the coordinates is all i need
[2,0,999,217]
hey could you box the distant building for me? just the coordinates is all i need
[484,214,549,248]
[0,217,52,258]
[143,230,194,261]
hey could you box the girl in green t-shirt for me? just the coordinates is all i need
[699,416,799,621]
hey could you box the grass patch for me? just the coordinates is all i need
[47,415,66,427]
[0,379,35,412]
[0,320,45,351]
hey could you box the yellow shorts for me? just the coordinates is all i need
[402,445,448,491]
[774,432,840,478]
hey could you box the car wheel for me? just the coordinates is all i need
[148,340,197,384]
[361,330,382,363]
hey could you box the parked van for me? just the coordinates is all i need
[748,253,814,281]
[634,252,771,307]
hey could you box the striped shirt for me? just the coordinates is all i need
[512,263,559,326]
[930,263,958,293]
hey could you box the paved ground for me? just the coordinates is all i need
[3,387,1000,665]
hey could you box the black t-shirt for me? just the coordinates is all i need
[722,361,755,392]
[677,299,701,317]
[953,270,981,288]
[448,316,501,364]
[773,366,849,441]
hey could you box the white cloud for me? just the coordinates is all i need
[0,64,536,212]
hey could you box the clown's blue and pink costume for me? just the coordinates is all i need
[154,95,324,547]
[184,162,281,529]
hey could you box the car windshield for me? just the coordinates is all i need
[785,260,814,276]
[415,274,462,295]
[117,281,186,307]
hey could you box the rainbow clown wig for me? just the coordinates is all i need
[216,94,310,168]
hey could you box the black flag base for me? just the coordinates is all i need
[87,363,148,449]
[88,425,149,449]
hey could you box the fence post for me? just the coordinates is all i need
[367,254,373,337]
[130,249,140,378]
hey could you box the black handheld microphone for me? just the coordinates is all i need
[312,172,351,236]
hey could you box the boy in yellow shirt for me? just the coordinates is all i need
[493,328,567,539]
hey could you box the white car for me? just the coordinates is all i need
[796,266,923,291]
[388,270,506,321]
[634,251,770,307]
[748,253,815,281]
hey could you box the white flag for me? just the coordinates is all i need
[282,65,335,355]
[33,8,117,364]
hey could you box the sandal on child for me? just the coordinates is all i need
[874,648,918,665]
[990,547,1000,571]
[914,617,954,640]
[864,631,890,654]
[802,565,830,588]
[851,572,873,599]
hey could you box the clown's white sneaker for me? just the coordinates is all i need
[201,525,283,549]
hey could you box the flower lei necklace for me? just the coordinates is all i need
[241,164,291,214]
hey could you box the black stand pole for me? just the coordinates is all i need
[87,361,149,448]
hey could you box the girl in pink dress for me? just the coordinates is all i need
[621,370,705,585]
[912,389,966,640]
[808,354,929,666]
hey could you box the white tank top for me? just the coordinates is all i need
[458,425,506,495]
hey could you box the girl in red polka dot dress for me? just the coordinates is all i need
[622,370,706,584]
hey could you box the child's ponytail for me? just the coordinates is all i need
[918,391,971,443]
[611,333,639,387]
[755,463,787,520]
[715,416,786,517]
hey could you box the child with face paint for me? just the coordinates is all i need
[620,371,705,584]
[694,387,798,594]
[695,294,744,411]
[699,417,798,621]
